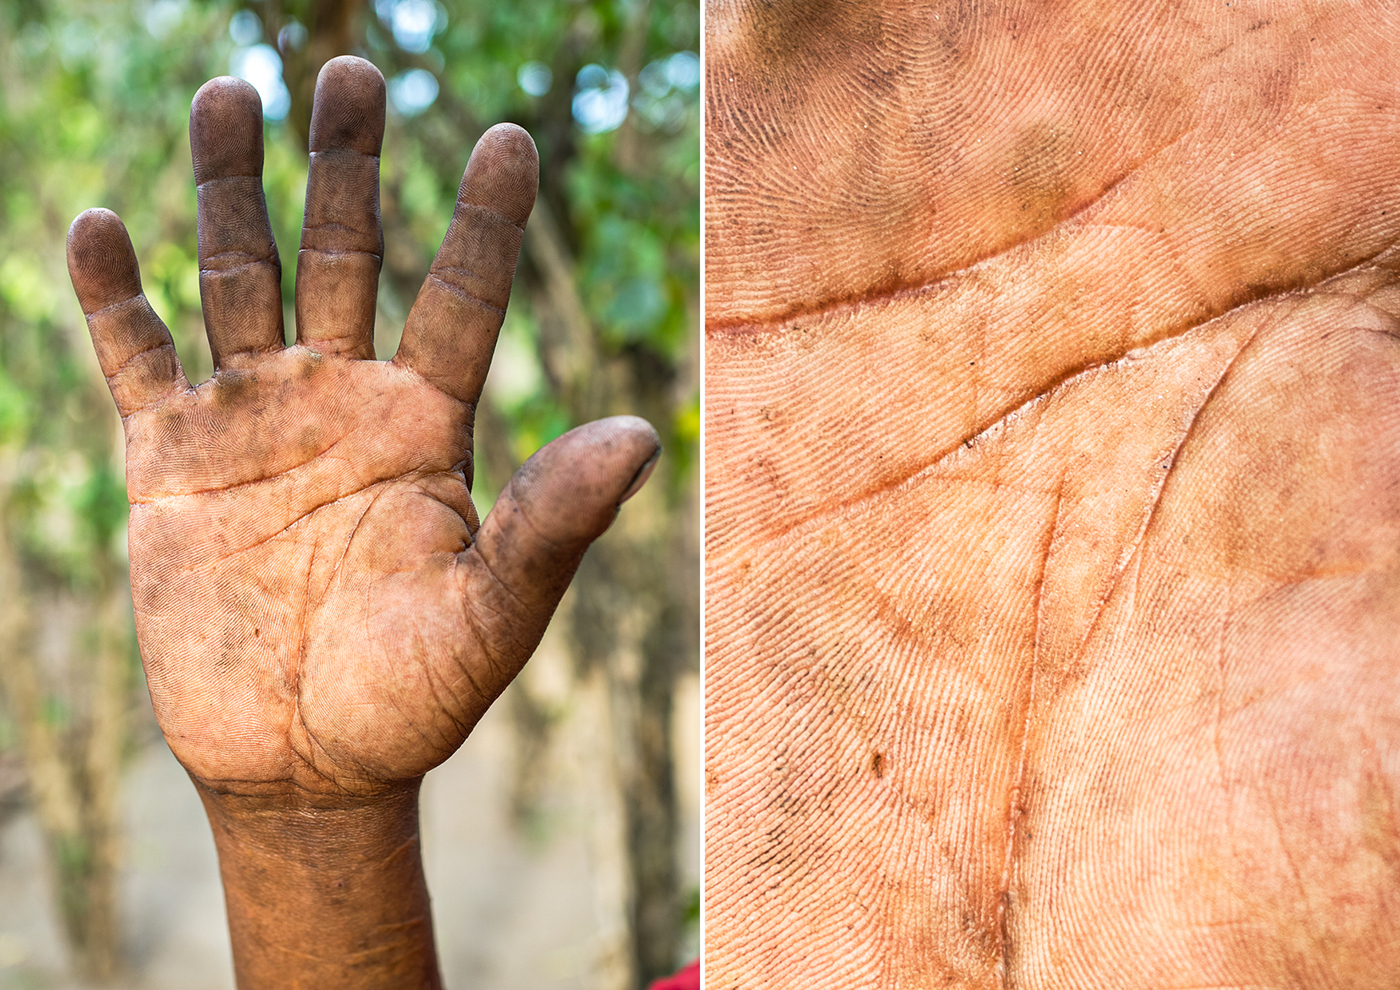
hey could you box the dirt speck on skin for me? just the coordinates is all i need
[297,425,322,457]
[298,350,325,379]
[740,0,864,71]
[1007,121,1075,227]
[1359,761,1400,875]
[871,751,886,778]
[212,370,256,409]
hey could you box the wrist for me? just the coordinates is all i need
[195,779,442,990]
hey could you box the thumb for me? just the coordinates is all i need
[457,415,661,681]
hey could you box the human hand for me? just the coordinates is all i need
[706,1,1400,986]
[67,57,658,988]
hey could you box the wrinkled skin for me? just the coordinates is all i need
[705,2,1400,988]
[67,58,658,988]
[69,60,657,799]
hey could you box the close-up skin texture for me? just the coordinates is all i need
[704,1,1400,988]
[66,57,659,989]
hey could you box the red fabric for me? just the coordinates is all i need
[647,959,700,990]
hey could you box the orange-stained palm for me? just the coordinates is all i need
[704,2,1400,988]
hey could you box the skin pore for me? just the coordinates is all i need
[67,57,659,988]
[705,1,1400,987]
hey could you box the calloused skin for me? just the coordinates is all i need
[67,58,659,989]
[706,1,1400,988]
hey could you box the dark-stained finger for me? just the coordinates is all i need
[455,416,661,697]
[295,56,385,359]
[67,209,189,417]
[191,77,284,367]
[393,123,538,404]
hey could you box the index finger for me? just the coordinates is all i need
[392,124,538,406]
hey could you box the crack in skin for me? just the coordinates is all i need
[298,246,386,263]
[710,256,1400,989]
[423,271,507,315]
[985,298,1297,980]
[996,481,1064,986]
[1062,304,1282,686]
[104,336,175,376]
[731,243,1399,556]
[448,200,529,235]
[706,129,1193,336]
[200,250,279,273]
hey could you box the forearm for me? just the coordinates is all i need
[196,781,442,990]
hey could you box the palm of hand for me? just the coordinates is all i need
[707,2,1400,986]
[69,59,658,801]
[129,352,484,793]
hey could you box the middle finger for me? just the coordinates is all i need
[295,56,386,360]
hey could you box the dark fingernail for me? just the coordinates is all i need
[619,445,662,505]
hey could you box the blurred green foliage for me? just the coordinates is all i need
[0,0,698,582]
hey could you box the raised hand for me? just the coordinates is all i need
[67,57,658,989]
[705,2,1400,986]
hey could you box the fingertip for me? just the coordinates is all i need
[594,413,663,474]
[192,75,262,115]
[67,206,121,245]
[67,209,143,313]
[594,414,663,504]
[190,77,265,184]
[309,56,386,154]
[571,414,662,480]
[319,54,386,89]
[461,124,539,227]
[619,441,663,506]
[481,122,539,169]
[510,416,662,542]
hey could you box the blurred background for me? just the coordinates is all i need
[0,0,699,987]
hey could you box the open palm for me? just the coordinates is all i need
[706,1,1400,987]
[68,58,658,802]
